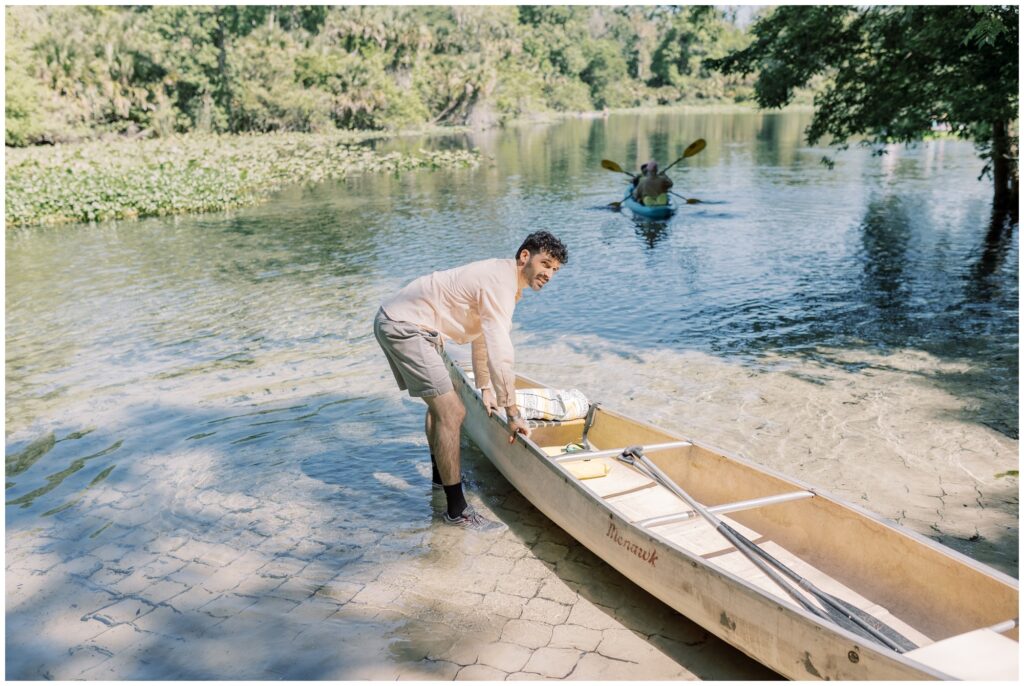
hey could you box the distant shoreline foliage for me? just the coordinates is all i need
[6,5,754,146]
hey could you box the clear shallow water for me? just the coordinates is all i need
[5,110,1018,677]
[6,108,1018,556]
[370,110,1018,437]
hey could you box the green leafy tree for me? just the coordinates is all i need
[6,4,756,144]
[232,25,334,133]
[518,6,590,79]
[580,40,630,108]
[708,5,1019,207]
[649,6,735,99]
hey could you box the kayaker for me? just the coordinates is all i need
[373,231,569,531]
[632,160,673,206]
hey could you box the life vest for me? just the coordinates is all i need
[641,193,669,207]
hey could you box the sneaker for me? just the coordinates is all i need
[443,507,506,532]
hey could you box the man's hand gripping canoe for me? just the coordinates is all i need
[483,386,532,444]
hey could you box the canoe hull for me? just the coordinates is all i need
[622,190,676,219]
[443,351,1016,680]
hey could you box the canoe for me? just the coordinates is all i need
[622,188,676,219]
[441,348,1019,681]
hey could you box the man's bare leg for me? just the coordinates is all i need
[424,408,433,452]
[425,409,443,486]
[422,390,503,531]
[423,390,465,487]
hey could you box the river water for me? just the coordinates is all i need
[5,110,1018,678]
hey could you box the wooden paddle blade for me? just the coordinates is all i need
[601,159,625,173]
[668,190,701,204]
[684,138,707,158]
[662,138,707,173]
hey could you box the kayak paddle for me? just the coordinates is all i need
[601,159,635,178]
[670,191,702,204]
[661,138,706,174]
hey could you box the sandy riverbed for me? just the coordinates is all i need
[518,335,1019,575]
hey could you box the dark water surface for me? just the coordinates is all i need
[5,110,1018,677]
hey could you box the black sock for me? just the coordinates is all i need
[443,482,468,518]
[430,453,442,486]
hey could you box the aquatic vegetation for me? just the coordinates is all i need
[5,433,56,477]
[5,439,123,508]
[5,132,482,227]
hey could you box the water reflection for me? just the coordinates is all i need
[858,195,912,327]
[970,207,1017,292]
[632,217,671,250]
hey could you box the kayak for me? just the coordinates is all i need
[442,347,1019,681]
[622,188,676,219]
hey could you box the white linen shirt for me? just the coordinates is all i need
[381,258,521,406]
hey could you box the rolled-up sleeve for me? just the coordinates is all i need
[477,287,517,407]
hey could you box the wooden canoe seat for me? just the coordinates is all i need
[551,441,691,496]
[573,457,657,498]
[604,482,688,521]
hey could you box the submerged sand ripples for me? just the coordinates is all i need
[517,336,1018,572]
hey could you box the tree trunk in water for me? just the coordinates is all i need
[991,119,1016,211]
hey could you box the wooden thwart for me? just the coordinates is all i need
[638,490,815,528]
[552,441,691,463]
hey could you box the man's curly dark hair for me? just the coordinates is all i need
[515,231,568,264]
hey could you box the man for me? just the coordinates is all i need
[373,231,569,530]
[632,160,673,206]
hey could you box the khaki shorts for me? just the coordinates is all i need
[373,308,454,398]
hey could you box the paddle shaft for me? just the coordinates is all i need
[668,190,699,204]
[661,158,684,174]
[621,447,908,653]
[662,138,706,174]
[730,513,912,652]
[619,450,832,619]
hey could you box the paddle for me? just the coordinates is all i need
[601,160,635,208]
[601,137,706,177]
[661,138,706,174]
[608,190,701,208]
[670,191,701,205]
[609,194,700,209]
[616,446,916,653]
[602,142,706,206]
[601,159,635,178]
